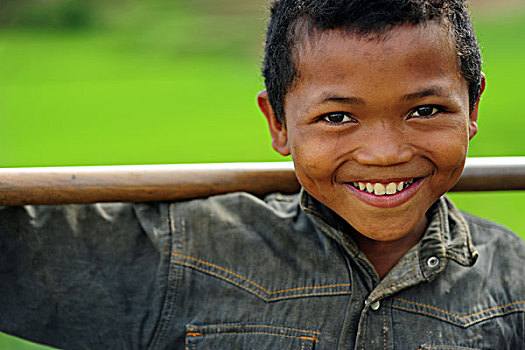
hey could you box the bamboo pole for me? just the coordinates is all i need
[0,157,523,206]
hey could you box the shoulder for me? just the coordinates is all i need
[461,211,525,258]
[174,191,301,213]
[169,191,302,230]
[460,212,525,297]
[168,191,311,250]
[167,192,351,300]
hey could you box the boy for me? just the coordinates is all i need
[1,0,524,349]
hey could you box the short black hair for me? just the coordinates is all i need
[262,0,482,123]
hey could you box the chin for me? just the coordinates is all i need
[342,209,428,242]
[354,224,414,242]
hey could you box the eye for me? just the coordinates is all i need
[407,105,442,119]
[320,112,356,124]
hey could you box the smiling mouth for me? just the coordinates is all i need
[348,178,420,196]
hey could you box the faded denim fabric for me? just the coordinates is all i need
[1,190,524,349]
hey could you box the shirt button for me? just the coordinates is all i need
[427,256,440,268]
[370,301,380,311]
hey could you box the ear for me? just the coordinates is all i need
[468,72,486,140]
[257,90,291,156]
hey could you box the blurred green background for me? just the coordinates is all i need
[0,0,524,348]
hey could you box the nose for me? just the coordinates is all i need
[352,125,414,166]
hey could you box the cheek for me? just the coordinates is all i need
[289,132,341,190]
[426,118,470,165]
[428,128,469,184]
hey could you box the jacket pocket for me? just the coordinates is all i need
[418,345,483,350]
[185,324,319,350]
[392,298,525,328]
[171,252,351,302]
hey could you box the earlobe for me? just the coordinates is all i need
[257,90,291,156]
[468,72,486,140]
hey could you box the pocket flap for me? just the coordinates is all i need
[186,324,319,349]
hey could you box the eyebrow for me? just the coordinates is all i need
[324,96,365,105]
[307,94,365,113]
[402,86,450,101]
[308,86,451,112]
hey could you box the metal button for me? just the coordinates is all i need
[370,300,380,311]
[427,256,439,268]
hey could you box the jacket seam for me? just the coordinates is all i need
[171,252,351,295]
[148,205,185,350]
[173,258,351,302]
[419,346,482,350]
[392,298,525,327]
[187,323,320,335]
[393,304,525,327]
[393,298,525,319]
[186,331,318,342]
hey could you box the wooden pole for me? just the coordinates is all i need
[0,157,523,206]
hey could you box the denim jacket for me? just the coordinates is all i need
[1,190,524,349]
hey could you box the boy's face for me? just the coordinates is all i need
[258,22,483,242]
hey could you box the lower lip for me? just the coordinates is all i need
[343,177,427,209]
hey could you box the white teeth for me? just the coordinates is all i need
[351,179,417,196]
[386,182,397,195]
[374,183,386,195]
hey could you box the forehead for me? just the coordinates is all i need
[290,22,464,98]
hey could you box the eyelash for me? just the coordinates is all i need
[406,105,444,119]
[318,105,444,125]
[319,112,357,125]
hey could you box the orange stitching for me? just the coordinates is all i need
[175,260,350,301]
[172,252,351,295]
[186,332,202,337]
[462,301,525,318]
[176,260,267,299]
[282,291,351,299]
[185,331,318,342]
[393,305,464,327]
[393,298,525,320]
[421,346,479,350]
[300,336,318,342]
[184,326,190,350]
[394,298,459,318]
[393,304,525,327]
[192,323,321,335]
[462,310,525,327]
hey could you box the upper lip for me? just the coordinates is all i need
[343,176,425,183]
[334,161,434,184]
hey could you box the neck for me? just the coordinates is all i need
[354,215,428,279]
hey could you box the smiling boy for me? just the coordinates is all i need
[258,2,484,279]
[1,0,524,349]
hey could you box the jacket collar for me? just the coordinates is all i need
[299,188,478,274]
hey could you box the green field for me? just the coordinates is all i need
[1,4,524,349]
